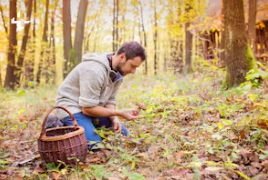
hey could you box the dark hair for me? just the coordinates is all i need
[116,41,146,61]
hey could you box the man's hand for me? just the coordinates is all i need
[112,117,122,133]
[83,105,139,121]
[118,109,139,121]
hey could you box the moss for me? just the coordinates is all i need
[221,79,227,90]
[221,69,230,90]
[222,44,257,90]
[244,44,258,71]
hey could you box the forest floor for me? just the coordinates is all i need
[1,59,268,180]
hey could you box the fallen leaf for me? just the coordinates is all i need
[261,160,268,168]
[80,163,90,170]
[249,166,259,176]
[0,175,7,180]
[137,153,149,161]
[163,168,192,177]
[173,151,186,163]
[239,149,259,164]
[251,162,262,169]
[257,120,268,129]
[229,132,238,140]
[33,168,45,173]
[51,172,61,180]
[239,130,247,140]
[88,157,102,163]
[13,175,23,180]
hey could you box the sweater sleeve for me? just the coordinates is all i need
[78,69,104,107]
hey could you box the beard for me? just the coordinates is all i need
[115,62,126,76]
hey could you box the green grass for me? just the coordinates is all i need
[1,59,268,179]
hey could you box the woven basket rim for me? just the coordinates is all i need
[38,126,85,142]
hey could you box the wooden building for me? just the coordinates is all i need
[200,0,268,62]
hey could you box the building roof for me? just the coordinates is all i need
[199,0,268,30]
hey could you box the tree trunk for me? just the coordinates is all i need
[29,0,36,85]
[171,39,178,73]
[74,0,88,63]
[220,1,225,64]
[84,24,96,52]
[138,0,147,75]
[83,1,104,53]
[137,6,142,45]
[223,0,257,88]
[36,0,49,84]
[153,0,158,75]
[132,17,135,41]
[0,4,8,34]
[25,0,36,87]
[48,1,57,84]
[113,0,116,51]
[116,0,119,50]
[84,33,90,52]
[15,0,33,87]
[0,2,7,87]
[120,14,125,45]
[185,21,193,73]
[172,39,183,74]
[63,0,72,78]
[185,2,193,73]
[0,63,1,87]
[248,0,257,54]
[93,23,99,52]
[264,21,268,53]
[4,0,17,90]
[113,0,119,51]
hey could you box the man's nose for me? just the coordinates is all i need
[131,69,136,74]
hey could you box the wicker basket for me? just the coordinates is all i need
[38,106,88,165]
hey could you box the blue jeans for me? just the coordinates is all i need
[61,113,128,149]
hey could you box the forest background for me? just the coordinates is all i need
[1,0,268,179]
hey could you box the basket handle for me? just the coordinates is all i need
[39,106,78,139]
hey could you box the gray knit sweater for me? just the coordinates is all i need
[55,53,123,119]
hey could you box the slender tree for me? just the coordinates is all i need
[113,0,116,51]
[153,0,158,75]
[138,0,147,74]
[223,0,257,88]
[5,0,17,89]
[74,0,88,63]
[220,1,225,65]
[248,0,257,54]
[84,1,104,53]
[15,0,33,86]
[185,2,193,73]
[113,0,119,51]
[47,0,58,84]
[93,20,100,52]
[119,0,127,45]
[167,0,183,74]
[62,0,72,78]
[25,0,36,87]
[36,0,49,84]
[264,21,268,53]
[116,0,119,49]
[0,3,8,34]
[0,0,8,87]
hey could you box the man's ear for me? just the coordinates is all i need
[119,53,126,62]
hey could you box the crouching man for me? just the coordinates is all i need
[55,41,146,149]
